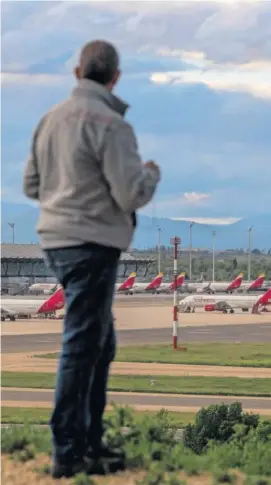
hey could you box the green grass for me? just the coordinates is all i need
[2,403,271,481]
[2,371,271,397]
[1,407,195,427]
[36,342,271,367]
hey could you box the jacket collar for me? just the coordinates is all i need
[71,79,129,117]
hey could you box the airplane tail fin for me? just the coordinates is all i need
[118,272,136,291]
[257,287,271,306]
[146,272,163,290]
[170,272,185,290]
[248,273,265,290]
[37,287,65,314]
[228,272,244,290]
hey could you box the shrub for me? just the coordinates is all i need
[183,402,259,454]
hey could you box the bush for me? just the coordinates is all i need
[183,402,259,454]
[104,405,176,469]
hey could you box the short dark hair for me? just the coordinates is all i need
[79,40,119,85]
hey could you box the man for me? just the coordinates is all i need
[23,40,160,478]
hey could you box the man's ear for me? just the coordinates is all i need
[111,69,121,88]
[74,66,81,80]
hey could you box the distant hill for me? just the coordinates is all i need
[1,202,271,250]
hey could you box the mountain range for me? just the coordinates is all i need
[1,202,271,250]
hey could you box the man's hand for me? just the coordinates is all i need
[144,160,161,180]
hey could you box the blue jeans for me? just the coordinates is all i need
[44,243,120,464]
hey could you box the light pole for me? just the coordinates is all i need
[248,226,253,281]
[157,226,161,274]
[8,222,15,244]
[189,221,195,280]
[212,230,216,283]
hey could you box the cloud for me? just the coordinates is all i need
[148,192,212,218]
[1,1,271,221]
[183,192,211,205]
[150,57,271,100]
[171,217,242,225]
[1,0,271,75]
[1,72,71,86]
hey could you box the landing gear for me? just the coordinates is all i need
[184,306,195,313]
[1,315,16,321]
[230,309,234,314]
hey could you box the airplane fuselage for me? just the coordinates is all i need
[1,299,45,318]
[179,291,271,313]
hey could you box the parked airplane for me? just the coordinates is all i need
[183,273,244,294]
[130,273,163,294]
[115,272,136,294]
[178,287,271,314]
[239,274,265,292]
[1,287,65,321]
[28,282,59,295]
[157,273,186,294]
[28,273,136,297]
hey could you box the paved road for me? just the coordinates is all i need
[2,323,271,353]
[2,388,271,412]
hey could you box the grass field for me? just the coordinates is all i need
[2,371,271,397]
[1,406,195,427]
[2,407,271,427]
[2,403,271,484]
[37,342,271,367]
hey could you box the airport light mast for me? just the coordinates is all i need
[248,226,253,281]
[212,230,216,283]
[157,225,162,274]
[189,221,195,280]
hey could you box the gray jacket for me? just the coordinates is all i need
[23,79,160,250]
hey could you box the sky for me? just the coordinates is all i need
[1,0,271,224]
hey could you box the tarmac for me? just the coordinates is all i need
[2,322,271,354]
[2,388,271,414]
[2,297,271,414]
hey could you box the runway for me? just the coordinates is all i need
[2,323,271,354]
[2,388,271,414]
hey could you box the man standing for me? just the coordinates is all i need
[23,40,160,478]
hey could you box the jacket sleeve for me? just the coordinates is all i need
[101,120,160,213]
[23,117,46,200]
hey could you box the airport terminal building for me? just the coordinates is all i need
[1,244,155,293]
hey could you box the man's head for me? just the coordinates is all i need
[74,40,120,90]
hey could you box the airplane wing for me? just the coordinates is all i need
[197,283,211,293]
[213,301,232,311]
[1,305,16,317]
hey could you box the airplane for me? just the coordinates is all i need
[28,282,59,295]
[156,273,186,294]
[239,273,265,292]
[183,273,244,294]
[130,272,163,294]
[28,273,136,298]
[178,287,271,314]
[115,272,136,294]
[1,287,65,321]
